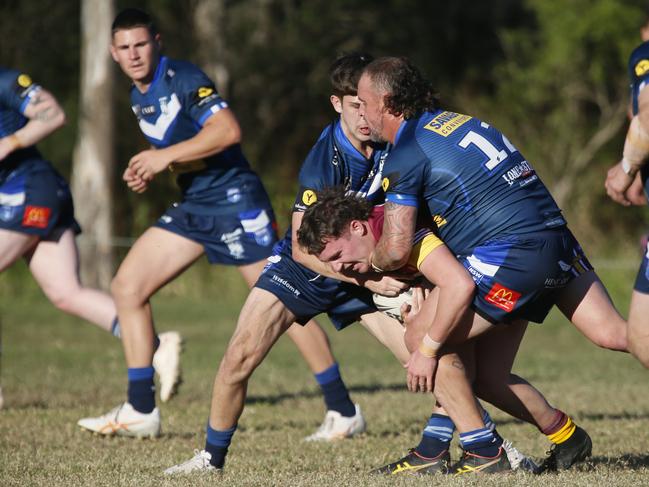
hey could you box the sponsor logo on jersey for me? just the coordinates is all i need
[432,214,447,228]
[22,205,51,229]
[141,105,156,115]
[302,190,317,206]
[485,283,521,313]
[424,111,472,137]
[636,59,649,76]
[501,160,535,187]
[17,74,32,88]
[198,86,214,98]
[382,177,390,192]
[221,228,245,259]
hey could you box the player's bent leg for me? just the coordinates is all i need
[166,288,294,474]
[0,229,38,272]
[556,270,628,352]
[359,311,409,365]
[26,229,115,330]
[111,226,203,367]
[628,290,649,368]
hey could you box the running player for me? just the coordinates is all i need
[0,67,179,408]
[355,56,632,472]
[605,14,649,368]
[76,8,360,439]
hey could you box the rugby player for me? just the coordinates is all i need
[299,187,591,474]
[164,53,535,476]
[604,15,649,368]
[77,8,360,439]
[353,56,634,471]
[0,67,179,409]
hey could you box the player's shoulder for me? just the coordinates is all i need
[302,122,337,167]
[630,41,649,79]
[164,57,212,87]
[0,67,23,89]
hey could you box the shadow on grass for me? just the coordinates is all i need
[246,382,406,406]
[589,453,649,469]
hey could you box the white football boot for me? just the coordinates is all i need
[304,404,366,441]
[152,331,182,402]
[164,450,220,475]
[502,438,541,473]
[77,402,161,438]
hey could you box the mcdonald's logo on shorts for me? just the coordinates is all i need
[485,283,521,313]
[22,205,51,229]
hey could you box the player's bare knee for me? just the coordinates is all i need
[111,272,147,307]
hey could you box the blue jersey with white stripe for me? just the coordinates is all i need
[628,41,649,115]
[130,56,257,210]
[0,67,42,165]
[384,110,565,256]
[280,120,388,253]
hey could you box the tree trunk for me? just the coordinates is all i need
[70,0,115,289]
[193,0,229,97]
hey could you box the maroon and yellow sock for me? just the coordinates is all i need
[542,410,576,444]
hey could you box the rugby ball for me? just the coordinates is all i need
[372,288,414,323]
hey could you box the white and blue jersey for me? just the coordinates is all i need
[383,110,591,323]
[136,57,278,264]
[0,67,79,239]
[256,120,389,329]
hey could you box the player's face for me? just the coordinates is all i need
[317,223,376,273]
[335,95,371,144]
[358,74,387,143]
[111,27,160,87]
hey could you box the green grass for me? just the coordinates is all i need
[1,263,648,486]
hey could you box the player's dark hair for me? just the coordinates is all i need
[111,8,158,37]
[297,186,373,255]
[363,56,440,119]
[329,53,374,98]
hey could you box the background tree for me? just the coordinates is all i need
[70,0,116,289]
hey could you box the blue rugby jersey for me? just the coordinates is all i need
[0,67,42,164]
[628,41,649,116]
[383,110,565,256]
[282,120,388,253]
[129,56,257,212]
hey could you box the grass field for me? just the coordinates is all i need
[1,262,648,486]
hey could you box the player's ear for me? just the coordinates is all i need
[330,95,343,114]
[349,220,366,236]
[154,33,162,50]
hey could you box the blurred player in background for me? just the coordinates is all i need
[605,14,649,368]
[0,67,179,409]
[77,8,360,439]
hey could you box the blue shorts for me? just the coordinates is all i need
[634,239,649,294]
[154,195,278,266]
[255,239,376,330]
[0,158,80,240]
[460,228,593,324]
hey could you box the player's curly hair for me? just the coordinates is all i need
[297,186,373,255]
[329,53,374,98]
[363,57,440,119]
[112,8,158,37]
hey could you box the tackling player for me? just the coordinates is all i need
[355,56,636,471]
[299,187,591,474]
[77,8,360,439]
[604,15,649,368]
[0,67,179,409]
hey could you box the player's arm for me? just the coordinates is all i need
[606,86,649,205]
[369,200,417,272]
[129,108,241,181]
[0,88,65,161]
[402,241,475,393]
[291,210,409,296]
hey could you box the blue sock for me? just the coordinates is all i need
[481,408,503,442]
[459,427,502,457]
[416,413,455,458]
[205,423,237,468]
[315,363,355,417]
[127,367,155,414]
[111,317,121,338]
